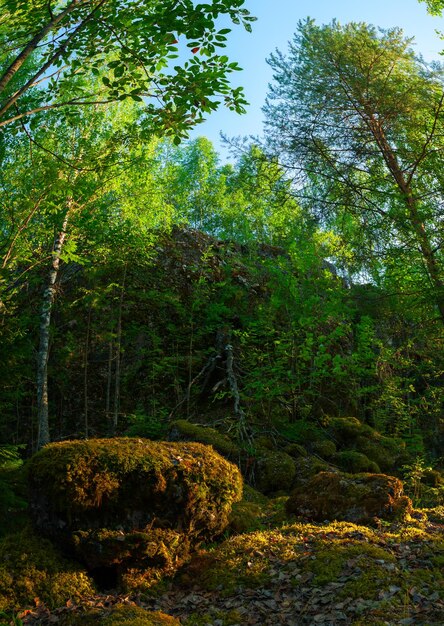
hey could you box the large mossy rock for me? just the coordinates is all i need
[28,438,242,573]
[286,471,412,524]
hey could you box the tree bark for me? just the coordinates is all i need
[112,263,127,431]
[83,305,92,439]
[36,209,70,449]
[365,113,444,324]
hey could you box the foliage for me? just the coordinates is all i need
[264,19,444,324]
[0,0,256,137]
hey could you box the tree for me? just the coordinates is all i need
[420,0,444,14]
[0,0,255,137]
[264,20,444,323]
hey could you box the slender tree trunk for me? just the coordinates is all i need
[83,305,92,439]
[113,263,127,431]
[105,333,114,422]
[36,209,70,449]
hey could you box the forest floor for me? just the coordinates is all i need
[16,509,444,626]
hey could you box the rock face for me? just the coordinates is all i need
[28,438,243,573]
[286,471,412,523]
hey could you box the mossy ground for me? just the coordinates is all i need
[168,517,444,624]
[0,527,95,612]
[3,510,444,625]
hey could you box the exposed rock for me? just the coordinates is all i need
[286,471,412,523]
[28,438,242,577]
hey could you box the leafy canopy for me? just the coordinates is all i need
[0,0,255,138]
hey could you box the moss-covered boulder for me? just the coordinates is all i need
[254,450,296,494]
[284,443,308,458]
[286,471,412,523]
[326,417,405,472]
[334,450,380,473]
[169,420,240,459]
[28,438,242,575]
[311,439,337,459]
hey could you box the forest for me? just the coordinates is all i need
[2,0,444,624]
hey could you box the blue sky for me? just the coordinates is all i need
[189,0,444,158]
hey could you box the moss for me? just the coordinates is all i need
[305,541,396,587]
[72,528,188,572]
[354,437,395,471]
[0,463,29,538]
[169,420,240,459]
[56,604,180,625]
[240,484,269,505]
[311,439,337,459]
[28,439,242,580]
[279,420,325,444]
[229,501,262,534]
[422,469,443,487]
[292,455,329,482]
[254,435,275,451]
[327,416,374,444]
[286,471,412,523]
[0,527,95,611]
[334,450,380,473]
[254,450,296,494]
[284,443,308,458]
[421,506,444,524]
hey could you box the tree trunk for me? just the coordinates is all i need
[36,210,70,449]
[106,333,114,422]
[366,114,444,324]
[112,263,127,431]
[83,305,92,439]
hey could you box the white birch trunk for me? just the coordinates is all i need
[36,209,70,449]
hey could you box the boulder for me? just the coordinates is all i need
[286,471,412,523]
[254,450,296,494]
[28,438,242,575]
